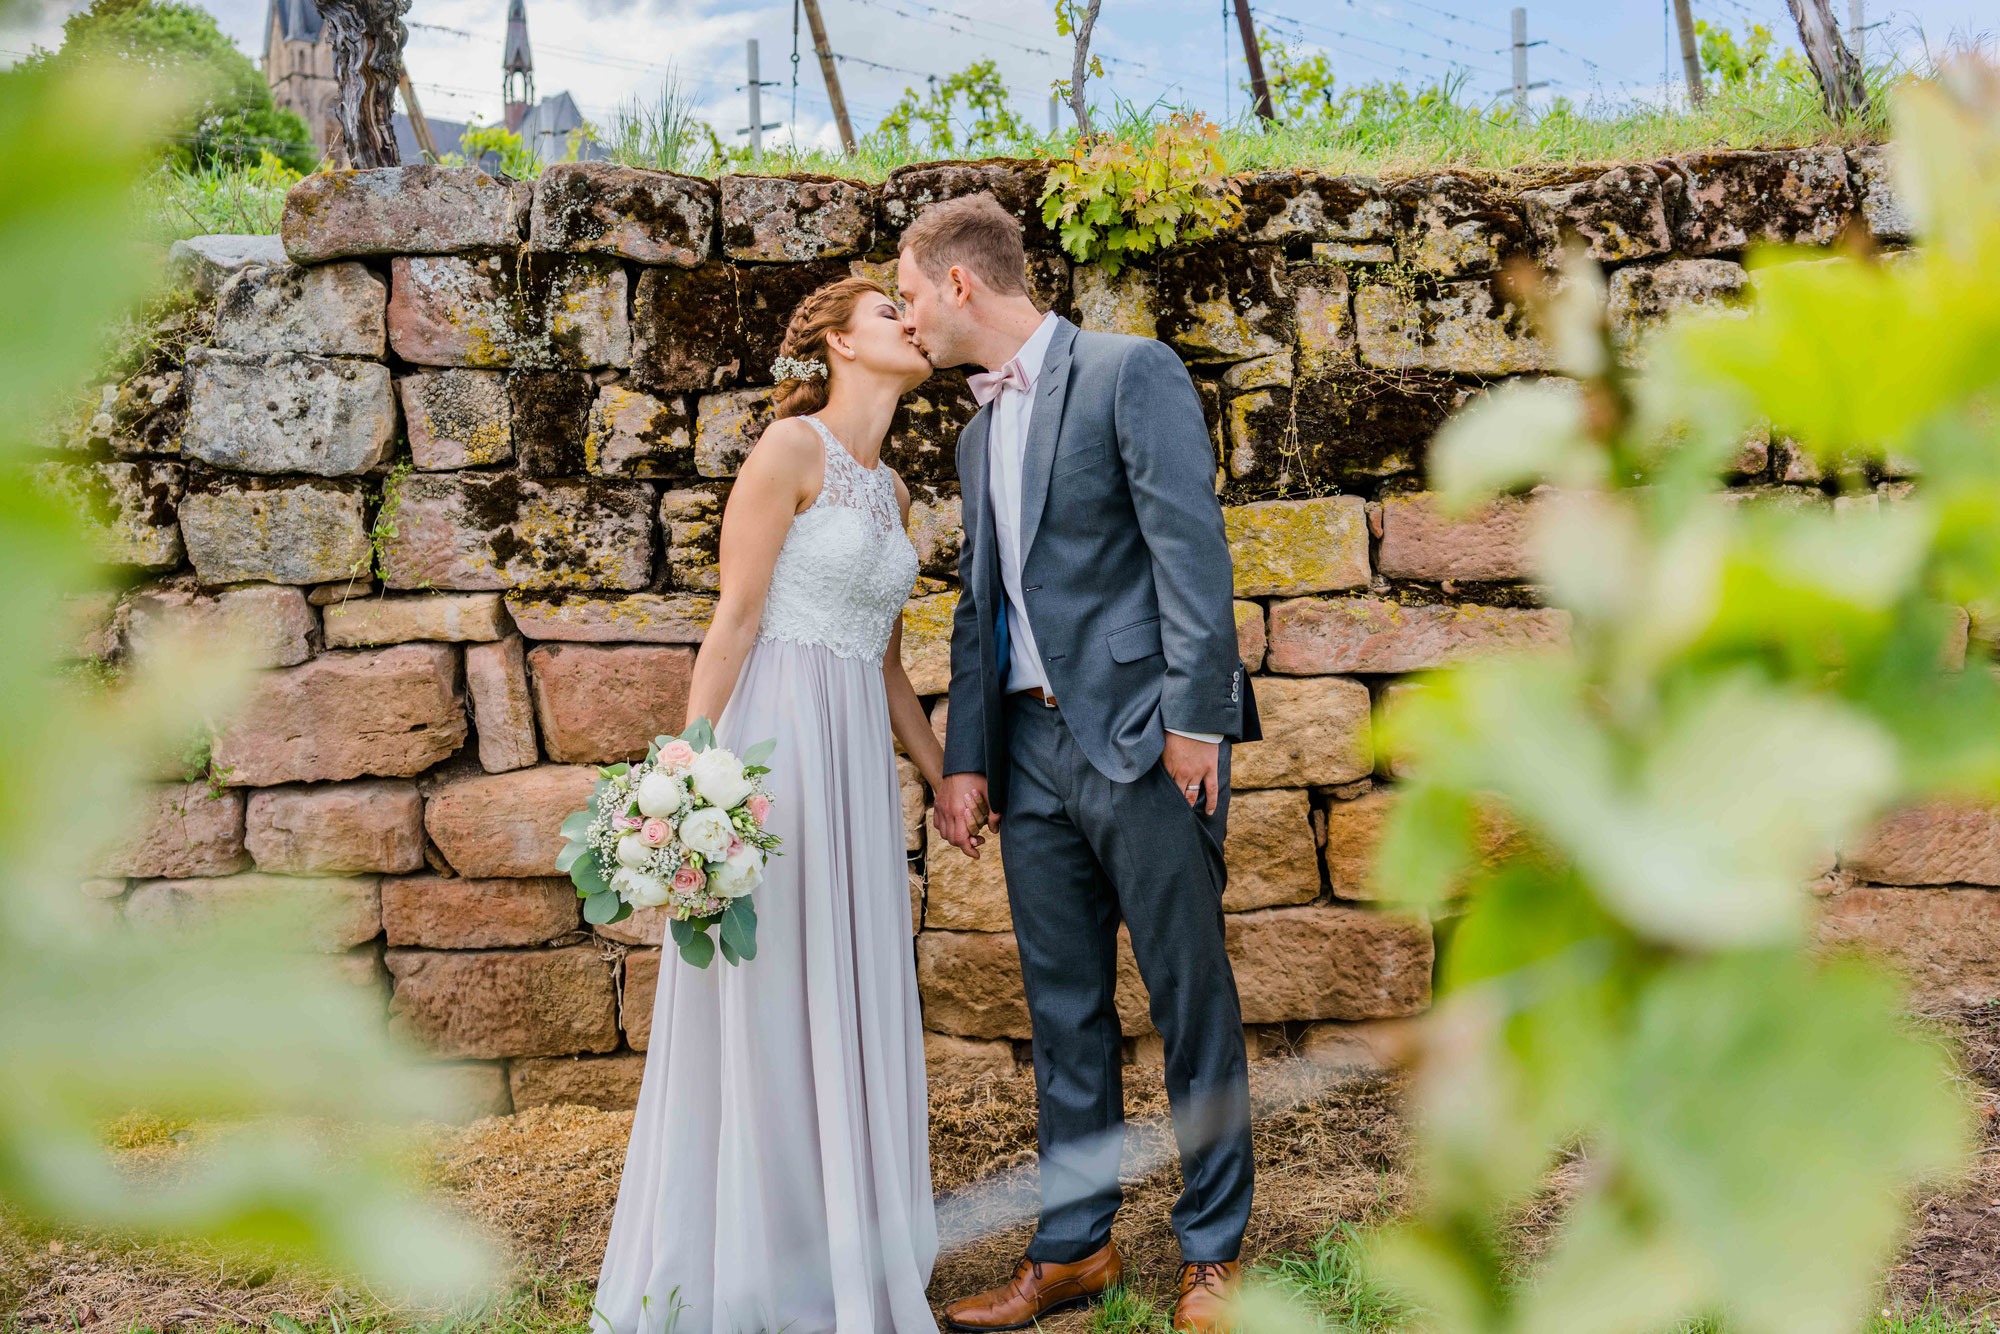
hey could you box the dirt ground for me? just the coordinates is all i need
[4,1007,1995,1333]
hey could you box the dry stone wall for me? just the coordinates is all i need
[51,145,1988,1111]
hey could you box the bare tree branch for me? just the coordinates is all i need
[320,0,409,169]
[1786,0,1870,119]
[1067,0,1102,139]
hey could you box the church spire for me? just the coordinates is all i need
[502,0,533,132]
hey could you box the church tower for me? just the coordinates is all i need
[502,0,534,132]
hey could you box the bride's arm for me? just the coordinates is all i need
[683,420,820,728]
[884,472,946,792]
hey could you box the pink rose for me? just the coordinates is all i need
[746,794,772,826]
[660,740,697,772]
[726,834,745,857]
[619,815,644,829]
[640,818,671,847]
[671,863,706,893]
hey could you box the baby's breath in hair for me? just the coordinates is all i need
[772,355,827,382]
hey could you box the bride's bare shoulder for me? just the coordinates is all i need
[733,415,825,503]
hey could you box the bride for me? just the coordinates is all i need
[590,277,945,1334]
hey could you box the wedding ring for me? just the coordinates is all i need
[1184,782,1199,793]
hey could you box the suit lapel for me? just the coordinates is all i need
[962,399,999,587]
[1017,317,1077,565]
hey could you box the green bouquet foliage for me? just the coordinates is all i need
[1353,63,2000,1334]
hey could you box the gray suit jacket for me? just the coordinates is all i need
[942,316,1259,813]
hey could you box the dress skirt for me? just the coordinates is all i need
[589,637,938,1334]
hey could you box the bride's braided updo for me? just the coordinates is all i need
[770,276,891,420]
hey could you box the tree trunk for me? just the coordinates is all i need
[1786,0,1870,118]
[1067,0,1102,138]
[320,0,409,169]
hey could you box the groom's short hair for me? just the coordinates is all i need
[899,193,1029,296]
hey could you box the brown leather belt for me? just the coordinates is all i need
[1013,686,1058,708]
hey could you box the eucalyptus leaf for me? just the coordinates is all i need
[678,929,715,969]
[742,737,776,767]
[581,890,623,925]
[669,917,694,947]
[717,934,740,967]
[681,717,716,752]
[554,841,586,874]
[570,855,608,897]
[559,810,591,840]
[719,897,758,961]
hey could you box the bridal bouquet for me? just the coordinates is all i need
[557,719,780,968]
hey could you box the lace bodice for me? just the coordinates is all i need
[755,415,920,662]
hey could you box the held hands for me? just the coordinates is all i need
[933,772,996,859]
[1163,732,1221,815]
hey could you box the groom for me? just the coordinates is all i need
[898,194,1260,1333]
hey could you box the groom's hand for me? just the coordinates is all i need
[1163,733,1222,816]
[936,772,995,858]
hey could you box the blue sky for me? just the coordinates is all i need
[5,0,1996,150]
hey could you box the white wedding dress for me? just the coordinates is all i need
[591,415,937,1334]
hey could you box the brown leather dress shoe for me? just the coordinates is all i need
[942,1241,1123,1331]
[1172,1259,1241,1333]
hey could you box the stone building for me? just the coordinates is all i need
[262,0,337,152]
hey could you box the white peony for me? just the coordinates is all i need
[709,843,765,898]
[615,832,651,868]
[635,769,688,817]
[677,806,734,859]
[613,868,670,908]
[688,747,754,809]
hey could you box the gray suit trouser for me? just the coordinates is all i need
[999,691,1255,1264]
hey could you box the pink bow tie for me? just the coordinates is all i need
[968,357,1030,406]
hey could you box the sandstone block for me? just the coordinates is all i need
[585,384,693,478]
[323,592,509,647]
[899,756,926,853]
[1322,787,1395,900]
[630,263,743,393]
[597,906,666,948]
[1235,600,1266,672]
[1222,787,1320,910]
[525,643,693,764]
[32,461,184,570]
[212,643,466,786]
[281,166,528,263]
[879,159,1051,242]
[1378,493,1536,581]
[916,930,1028,1038]
[1224,496,1370,597]
[184,350,394,476]
[1157,245,1292,363]
[1376,681,1426,780]
[1236,171,1391,242]
[721,174,873,261]
[167,232,285,297]
[121,581,316,669]
[510,1053,646,1110]
[428,1060,514,1121]
[1847,145,1913,243]
[1607,258,1749,351]
[1816,886,2000,1007]
[378,472,656,592]
[1226,904,1432,1022]
[886,376,980,486]
[901,591,957,695]
[424,764,601,877]
[1521,165,1674,263]
[1840,800,2000,886]
[1232,676,1372,789]
[622,947,660,1048]
[1221,354,1292,393]
[1313,241,1396,264]
[465,633,539,772]
[1391,175,1526,276]
[1672,147,1854,255]
[660,485,724,591]
[924,1031,1016,1082]
[179,479,370,585]
[503,592,713,644]
[1292,262,1354,378]
[214,262,386,357]
[127,873,381,951]
[508,371,597,476]
[928,823,1010,931]
[385,944,618,1058]
[96,782,247,878]
[530,162,716,265]
[388,253,629,370]
[399,369,512,469]
[694,386,781,478]
[1355,280,1554,375]
[314,574,375,601]
[381,875,581,948]
[245,779,427,874]
[1071,264,1158,337]
[905,487,963,578]
[1268,596,1571,674]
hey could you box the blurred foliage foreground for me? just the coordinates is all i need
[0,55,496,1318]
[1310,59,2000,1334]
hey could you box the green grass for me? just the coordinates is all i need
[1079,1226,2000,1334]
[131,68,1899,244]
